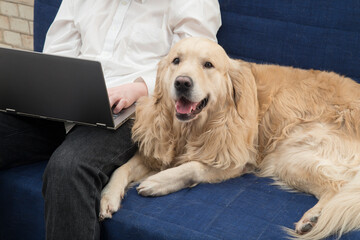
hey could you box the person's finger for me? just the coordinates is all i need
[113,98,128,114]
[109,96,119,109]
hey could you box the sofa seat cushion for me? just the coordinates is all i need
[1,162,359,239]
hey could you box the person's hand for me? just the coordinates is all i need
[108,81,148,114]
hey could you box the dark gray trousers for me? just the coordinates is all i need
[0,113,137,240]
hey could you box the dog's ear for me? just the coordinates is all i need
[153,57,168,104]
[228,59,259,146]
[132,55,174,163]
[228,59,258,120]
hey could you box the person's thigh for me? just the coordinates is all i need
[42,120,137,240]
[49,119,137,176]
[0,113,66,169]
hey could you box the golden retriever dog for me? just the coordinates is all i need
[99,37,360,240]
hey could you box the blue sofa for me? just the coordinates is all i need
[1,0,360,239]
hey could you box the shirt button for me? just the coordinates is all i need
[121,1,128,5]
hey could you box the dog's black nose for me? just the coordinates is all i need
[174,76,193,92]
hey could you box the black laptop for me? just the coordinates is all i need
[0,47,135,130]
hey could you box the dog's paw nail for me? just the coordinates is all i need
[137,187,147,196]
[137,183,149,194]
[99,206,116,221]
[98,214,105,221]
[137,185,154,196]
[99,212,106,221]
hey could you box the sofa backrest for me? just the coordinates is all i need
[33,0,61,52]
[217,0,360,82]
[34,0,360,82]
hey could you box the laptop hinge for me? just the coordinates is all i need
[6,108,16,113]
[96,123,107,127]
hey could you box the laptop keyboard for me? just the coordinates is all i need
[112,113,120,119]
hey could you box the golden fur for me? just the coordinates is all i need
[100,37,360,240]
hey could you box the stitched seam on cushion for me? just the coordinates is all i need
[225,51,360,81]
[113,209,221,240]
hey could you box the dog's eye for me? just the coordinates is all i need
[172,57,180,65]
[204,61,214,69]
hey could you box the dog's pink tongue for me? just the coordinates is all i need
[176,98,198,114]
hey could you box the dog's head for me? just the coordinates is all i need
[133,37,259,168]
[154,37,236,122]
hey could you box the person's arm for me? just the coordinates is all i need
[110,0,221,113]
[169,0,222,45]
[43,0,81,56]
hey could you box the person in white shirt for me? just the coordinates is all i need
[0,0,221,239]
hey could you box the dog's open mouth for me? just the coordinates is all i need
[175,96,209,121]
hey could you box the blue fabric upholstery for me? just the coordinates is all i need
[33,0,62,52]
[0,163,46,240]
[1,162,359,240]
[217,0,360,83]
[1,0,360,239]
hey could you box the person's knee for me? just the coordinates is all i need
[42,148,84,195]
[42,146,107,199]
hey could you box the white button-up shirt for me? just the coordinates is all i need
[43,0,221,95]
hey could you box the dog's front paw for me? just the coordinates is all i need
[137,177,168,197]
[99,194,121,221]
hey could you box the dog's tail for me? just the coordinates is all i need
[287,172,360,240]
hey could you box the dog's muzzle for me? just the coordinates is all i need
[174,76,193,98]
[173,76,208,122]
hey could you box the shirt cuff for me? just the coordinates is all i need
[133,68,157,96]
